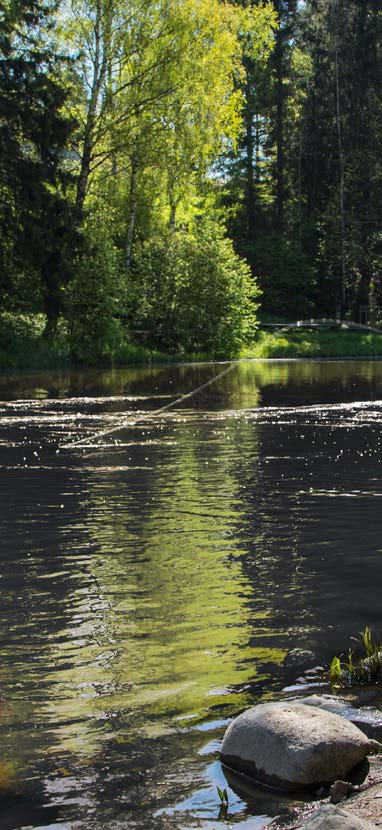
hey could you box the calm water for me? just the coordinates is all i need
[0,359,381,830]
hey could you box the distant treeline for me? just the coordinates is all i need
[0,0,381,364]
[226,0,382,323]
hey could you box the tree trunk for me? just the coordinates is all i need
[244,69,256,241]
[126,155,138,269]
[333,0,346,314]
[354,242,372,322]
[352,2,373,320]
[297,116,302,237]
[75,0,107,221]
[107,61,118,178]
[169,202,176,234]
[334,44,346,314]
[42,254,61,338]
[76,138,93,220]
[274,28,285,231]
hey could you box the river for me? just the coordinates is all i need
[0,359,381,830]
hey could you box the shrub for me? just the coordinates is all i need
[67,220,126,364]
[130,225,260,357]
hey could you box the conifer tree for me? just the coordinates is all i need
[0,0,76,330]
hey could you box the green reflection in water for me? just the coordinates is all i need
[1,356,381,405]
[39,411,286,760]
[0,359,380,825]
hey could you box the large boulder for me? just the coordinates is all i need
[296,695,382,740]
[220,702,371,790]
[297,805,378,830]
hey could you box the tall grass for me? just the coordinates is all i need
[242,329,382,359]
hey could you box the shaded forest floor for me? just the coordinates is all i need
[1,313,382,372]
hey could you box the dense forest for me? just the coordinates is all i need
[0,0,381,365]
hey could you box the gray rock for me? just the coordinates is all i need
[283,683,329,694]
[297,804,378,830]
[284,649,318,675]
[221,702,371,790]
[330,780,354,803]
[297,695,361,716]
[296,695,382,740]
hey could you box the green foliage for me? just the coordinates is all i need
[0,0,77,326]
[221,0,382,321]
[248,233,316,317]
[67,218,126,364]
[329,627,382,688]
[353,627,382,678]
[243,329,382,360]
[2,0,381,366]
[344,649,355,676]
[217,787,229,807]
[0,313,69,370]
[130,224,260,357]
[330,656,342,685]
[358,626,377,660]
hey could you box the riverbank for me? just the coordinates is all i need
[271,640,382,830]
[281,755,382,830]
[1,312,382,371]
[0,313,177,371]
[241,329,382,360]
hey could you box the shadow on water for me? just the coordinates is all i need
[0,360,381,828]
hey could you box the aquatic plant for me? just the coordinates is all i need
[217,786,229,807]
[330,627,382,687]
[217,786,229,819]
[330,656,342,685]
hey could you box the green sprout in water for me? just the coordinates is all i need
[330,627,382,687]
[217,786,229,807]
[217,786,229,818]
[330,656,342,685]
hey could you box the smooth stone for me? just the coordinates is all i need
[297,804,378,830]
[220,702,371,791]
[296,695,382,740]
[282,683,329,693]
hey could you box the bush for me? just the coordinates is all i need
[0,312,69,370]
[130,225,260,357]
[67,220,126,364]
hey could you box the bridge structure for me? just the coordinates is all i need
[261,318,382,336]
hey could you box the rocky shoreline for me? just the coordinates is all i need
[285,755,382,830]
[220,648,382,829]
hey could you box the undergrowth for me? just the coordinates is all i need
[2,313,382,372]
[0,313,185,370]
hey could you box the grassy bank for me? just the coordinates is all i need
[242,328,382,359]
[1,313,382,372]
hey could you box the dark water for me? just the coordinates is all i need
[0,359,381,830]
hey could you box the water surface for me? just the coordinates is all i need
[0,359,381,829]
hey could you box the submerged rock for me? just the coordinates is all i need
[221,702,371,791]
[283,649,318,676]
[297,804,378,830]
